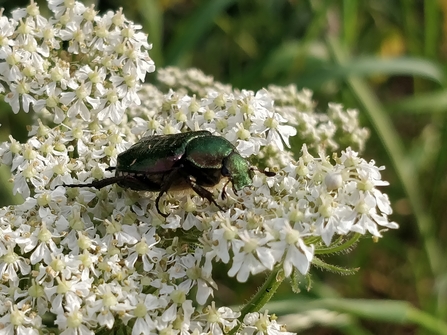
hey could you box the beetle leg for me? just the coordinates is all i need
[221,179,231,200]
[250,166,276,177]
[155,168,184,218]
[63,176,131,189]
[155,192,169,218]
[186,176,224,211]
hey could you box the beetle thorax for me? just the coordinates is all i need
[222,152,253,191]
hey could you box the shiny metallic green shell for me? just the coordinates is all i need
[64,130,255,217]
[114,130,252,191]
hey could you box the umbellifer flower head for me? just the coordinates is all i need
[0,1,398,334]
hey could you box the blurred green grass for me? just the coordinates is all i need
[1,0,447,334]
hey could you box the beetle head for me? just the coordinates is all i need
[222,152,253,192]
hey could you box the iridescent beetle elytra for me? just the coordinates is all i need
[63,131,275,217]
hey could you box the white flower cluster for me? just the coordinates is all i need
[0,0,154,124]
[155,68,370,154]
[156,67,233,98]
[0,1,398,334]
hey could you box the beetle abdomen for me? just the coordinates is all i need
[115,170,164,191]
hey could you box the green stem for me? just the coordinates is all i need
[314,233,361,255]
[228,267,284,335]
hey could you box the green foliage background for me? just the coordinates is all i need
[1,0,447,334]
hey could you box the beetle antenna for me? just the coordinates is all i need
[250,166,276,177]
[106,166,116,172]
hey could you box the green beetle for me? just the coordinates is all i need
[63,130,274,217]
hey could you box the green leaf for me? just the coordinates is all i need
[266,299,447,334]
[165,0,236,65]
[299,57,444,88]
[388,90,447,113]
[137,0,163,65]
